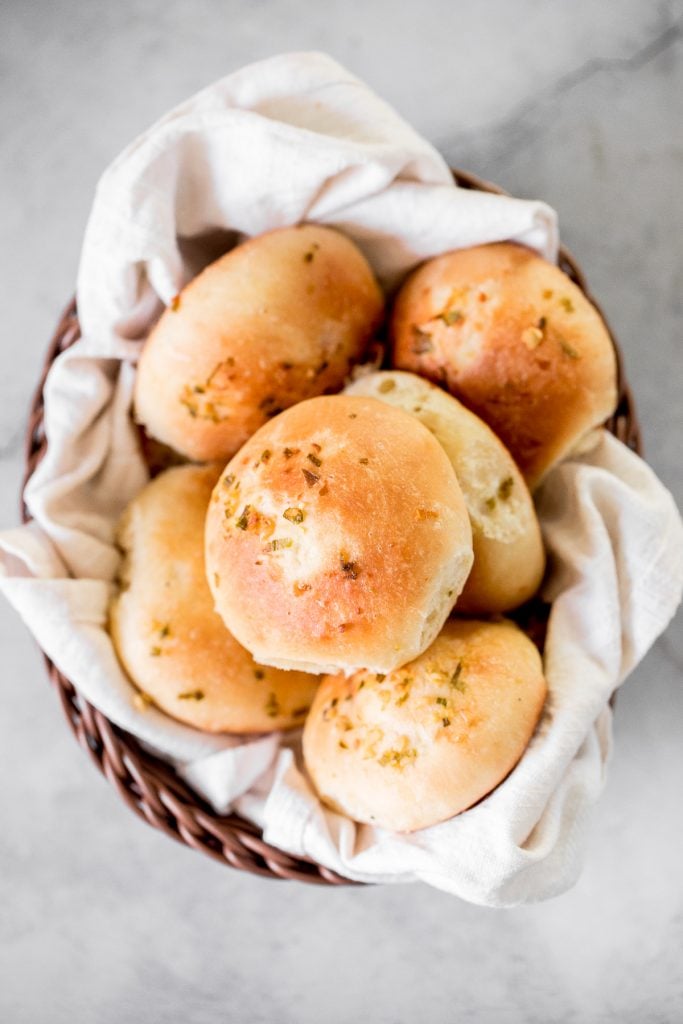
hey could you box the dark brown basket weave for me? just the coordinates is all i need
[21,170,642,885]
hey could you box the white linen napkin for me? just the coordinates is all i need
[1,52,681,905]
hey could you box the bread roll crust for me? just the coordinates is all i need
[390,242,617,488]
[345,370,545,613]
[303,619,547,832]
[135,224,384,462]
[110,464,318,733]
[205,395,474,675]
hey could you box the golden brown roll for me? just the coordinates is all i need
[110,464,319,733]
[135,224,384,462]
[390,242,618,489]
[345,370,545,613]
[303,619,547,833]
[205,395,473,675]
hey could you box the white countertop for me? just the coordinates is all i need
[2,2,682,1021]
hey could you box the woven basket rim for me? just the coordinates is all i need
[20,168,642,885]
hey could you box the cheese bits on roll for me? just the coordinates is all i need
[303,619,547,833]
[391,242,618,489]
[135,224,384,462]
[110,464,319,733]
[345,370,545,613]
[205,395,474,676]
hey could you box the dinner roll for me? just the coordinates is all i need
[303,618,547,833]
[135,224,384,462]
[345,370,545,613]
[205,395,473,675]
[390,242,618,488]
[110,464,318,733]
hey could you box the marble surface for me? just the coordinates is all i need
[2,2,682,1021]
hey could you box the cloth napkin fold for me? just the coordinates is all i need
[1,51,681,905]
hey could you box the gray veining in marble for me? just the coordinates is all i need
[2,2,682,1022]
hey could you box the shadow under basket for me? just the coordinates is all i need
[21,169,642,886]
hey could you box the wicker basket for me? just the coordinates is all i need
[21,170,642,885]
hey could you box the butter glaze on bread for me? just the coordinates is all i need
[303,618,547,833]
[110,464,319,733]
[205,395,474,676]
[390,242,617,489]
[135,224,384,462]
[345,370,545,613]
